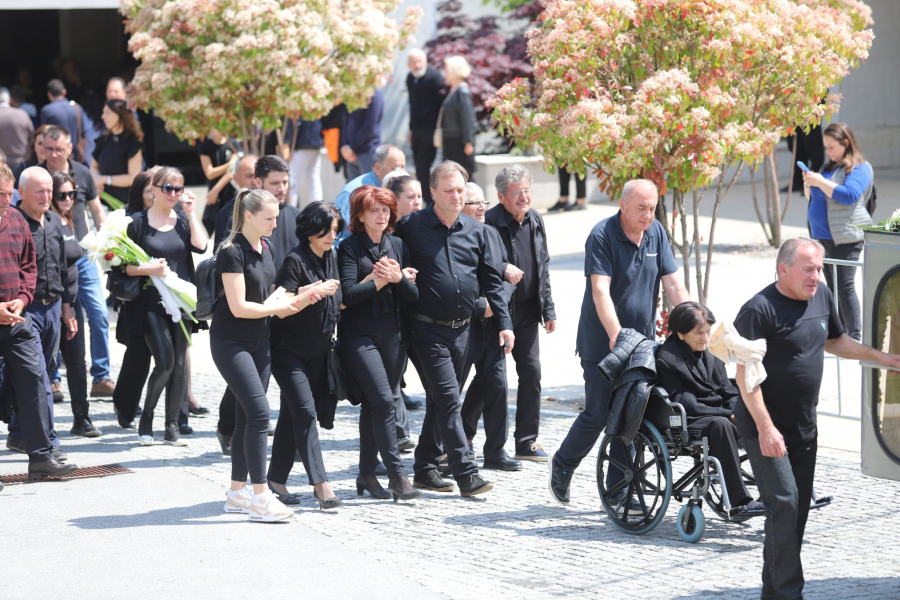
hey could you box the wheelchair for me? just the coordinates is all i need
[595,386,833,543]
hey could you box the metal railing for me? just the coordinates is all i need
[821,257,863,421]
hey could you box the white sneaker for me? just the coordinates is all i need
[137,434,153,446]
[224,487,252,514]
[249,491,294,522]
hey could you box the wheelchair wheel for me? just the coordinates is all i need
[704,461,754,523]
[596,419,671,535]
[677,504,705,543]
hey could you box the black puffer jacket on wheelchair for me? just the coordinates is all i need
[598,328,660,445]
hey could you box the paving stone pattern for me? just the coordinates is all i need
[24,365,900,600]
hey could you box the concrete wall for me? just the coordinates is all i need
[832,0,900,168]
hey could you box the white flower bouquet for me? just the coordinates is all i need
[80,209,197,343]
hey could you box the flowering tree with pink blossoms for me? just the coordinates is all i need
[489,0,873,303]
[121,0,422,154]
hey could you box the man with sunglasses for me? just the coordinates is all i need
[36,126,115,398]
[485,164,556,462]
[5,167,74,460]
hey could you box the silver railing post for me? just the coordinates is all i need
[821,257,863,421]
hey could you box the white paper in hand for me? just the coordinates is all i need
[264,286,287,306]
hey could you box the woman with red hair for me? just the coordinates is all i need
[339,185,422,501]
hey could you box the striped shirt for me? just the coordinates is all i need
[0,207,37,306]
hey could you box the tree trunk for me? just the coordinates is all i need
[673,189,691,296]
[782,136,798,223]
[767,151,782,248]
[692,188,703,303]
[750,165,774,246]
[702,161,745,304]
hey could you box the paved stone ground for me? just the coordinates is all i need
[3,359,898,599]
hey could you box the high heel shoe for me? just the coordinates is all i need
[189,405,210,416]
[355,476,390,499]
[313,489,343,510]
[388,478,423,503]
[268,482,302,505]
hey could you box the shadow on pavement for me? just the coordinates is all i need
[670,576,900,599]
[67,501,255,529]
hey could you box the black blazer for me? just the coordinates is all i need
[440,84,477,144]
[656,335,739,420]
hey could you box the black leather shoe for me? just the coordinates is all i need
[356,476,391,499]
[397,436,416,452]
[5,437,26,454]
[28,457,78,480]
[548,450,572,505]
[413,469,455,492]
[483,451,523,472]
[458,473,493,497]
[179,424,194,435]
[402,391,422,410]
[71,415,102,438]
[115,408,136,429]
[374,462,387,476]
[268,482,302,505]
[547,198,570,212]
[216,429,232,456]
[51,447,68,462]
[188,405,210,416]
[314,489,344,509]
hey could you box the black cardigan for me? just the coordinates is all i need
[338,232,418,339]
[655,335,739,420]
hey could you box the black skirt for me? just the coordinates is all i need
[442,136,476,177]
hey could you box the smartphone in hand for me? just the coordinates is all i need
[796,161,810,172]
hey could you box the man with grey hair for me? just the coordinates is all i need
[485,164,557,462]
[333,144,406,246]
[549,178,689,504]
[406,49,444,206]
[459,181,520,470]
[733,237,900,599]
[0,86,34,166]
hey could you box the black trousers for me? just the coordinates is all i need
[343,331,407,479]
[113,334,151,421]
[9,302,59,446]
[511,321,541,450]
[55,299,88,416]
[818,238,863,341]
[211,336,271,484]
[143,312,189,427]
[558,165,586,199]
[742,436,818,600]
[442,136,476,179]
[1,316,53,462]
[460,318,509,459]
[690,415,752,506]
[556,359,627,487]
[410,319,477,480]
[411,128,437,206]
[268,346,328,486]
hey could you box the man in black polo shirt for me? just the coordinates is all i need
[5,167,73,458]
[394,161,515,497]
[549,179,689,505]
[37,125,116,399]
[733,238,900,599]
[486,165,557,463]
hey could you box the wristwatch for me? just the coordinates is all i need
[106,175,112,186]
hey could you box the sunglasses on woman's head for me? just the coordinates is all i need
[155,184,185,195]
[57,191,76,201]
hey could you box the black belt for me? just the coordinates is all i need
[408,312,470,329]
[34,296,60,305]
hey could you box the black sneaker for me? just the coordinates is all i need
[548,450,573,505]
[564,200,587,212]
[413,469,455,492]
[164,423,187,447]
[71,415,102,438]
[5,437,26,454]
[547,199,569,212]
[458,473,493,497]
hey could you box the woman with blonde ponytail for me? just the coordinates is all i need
[212,188,308,522]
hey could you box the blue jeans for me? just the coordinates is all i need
[77,255,111,383]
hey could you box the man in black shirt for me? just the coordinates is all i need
[734,238,900,600]
[6,167,73,459]
[394,160,514,497]
[406,50,444,207]
[37,126,116,398]
[486,165,557,462]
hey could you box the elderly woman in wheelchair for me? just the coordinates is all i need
[656,301,766,516]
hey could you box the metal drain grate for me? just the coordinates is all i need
[1,464,133,485]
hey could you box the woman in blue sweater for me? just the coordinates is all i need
[803,122,874,340]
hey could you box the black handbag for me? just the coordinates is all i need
[326,335,349,403]
[107,266,142,302]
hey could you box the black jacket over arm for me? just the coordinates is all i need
[655,335,739,420]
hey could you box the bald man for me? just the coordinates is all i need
[405,49,444,206]
[214,153,258,251]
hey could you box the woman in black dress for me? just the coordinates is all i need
[267,202,344,509]
[90,99,143,207]
[339,185,421,501]
[124,167,206,446]
[439,55,478,176]
[49,171,97,437]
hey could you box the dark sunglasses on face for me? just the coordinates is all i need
[155,184,185,195]
[57,191,77,201]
